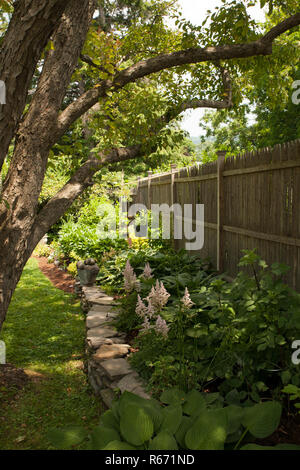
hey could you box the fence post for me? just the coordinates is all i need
[170,164,177,245]
[170,164,177,207]
[217,151,226,272]
[147,171,152,209]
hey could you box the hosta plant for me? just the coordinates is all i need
[46,389,300,450]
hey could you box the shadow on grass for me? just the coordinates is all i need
[0,258,103,450]
[1,258,84,368]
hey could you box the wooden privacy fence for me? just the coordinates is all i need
[130,139,300,291]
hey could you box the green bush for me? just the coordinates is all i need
[57,194,128,262]
[116,250,300,401]
[33,242,53,258]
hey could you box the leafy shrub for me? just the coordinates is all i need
[66,261,78,278]
[56,195,129,262]
[47,389,300,450]
[117,250,300,401]
[33,242,53,258]
[57,218,127,262]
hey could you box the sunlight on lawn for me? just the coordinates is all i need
[0,258,102,450]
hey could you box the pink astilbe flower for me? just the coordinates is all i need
[147,300,156,319]
[146,285,156,304]
[147,280,170,312]
[181,287,194,309]
[155,315,169,338]
[142,262,153,279]
[141,316,151,332]
[136,295,148,318]
[123,260,140,293]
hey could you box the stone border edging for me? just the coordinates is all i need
[78,285,150,407]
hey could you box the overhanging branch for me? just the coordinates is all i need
[55,13,300,139]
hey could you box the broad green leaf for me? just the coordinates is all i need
[242,401,282,439]
[202,392,222,406]
[160,388,186,406]
[119,392,162,433]
[161,405,182,435]
[186,327,207,338]
[99,409,119,431]
[120,403,154,446]
[149,431,178,450]
[241,443,300,450]
[182,389,207,417]
[119,390,150,415]
[175,416,193,448]
[225,389,241,406]
[224,405,244,434]
[282,384,300,397]
[185,409,227,450]
[142,399,164,433]
[90,425,120,450]
[110,399,120,421]
[241,444,276,450]
[47,426,88,449]
[102,440,137,450]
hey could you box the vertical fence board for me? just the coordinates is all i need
[130,140,300,291]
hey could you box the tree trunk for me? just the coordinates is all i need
[0,0,95,331]
[0,0,71,172]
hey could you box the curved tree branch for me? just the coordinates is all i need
[55,13,300,138]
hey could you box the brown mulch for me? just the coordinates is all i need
[33,256,75,294]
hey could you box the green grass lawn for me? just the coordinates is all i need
[0,258,103,450]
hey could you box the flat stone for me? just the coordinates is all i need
[87,334,126,350]
[86,315,114,329]
[111,336,127,344]
[83,286,105,295]
[100,388,115,408]
[86,294,109,304]
[90,371,104,389]
[89,358,106,373]
[85,292,107,301]
[87,326,118,338]
[93,344,130,361]
[117,372,143,393]
[91,297,116,306]
[87,336,107,349]
[88,372,99,394]
[88,305,118,314]
[103,339,113,345]
[87,309,117,320]
[131,386,151,400]
[99,358,133,380]
[108,382,120,391]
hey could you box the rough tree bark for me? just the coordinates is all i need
[0,0,96,329]
[0,5,299,330]
[0,0,71,172]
